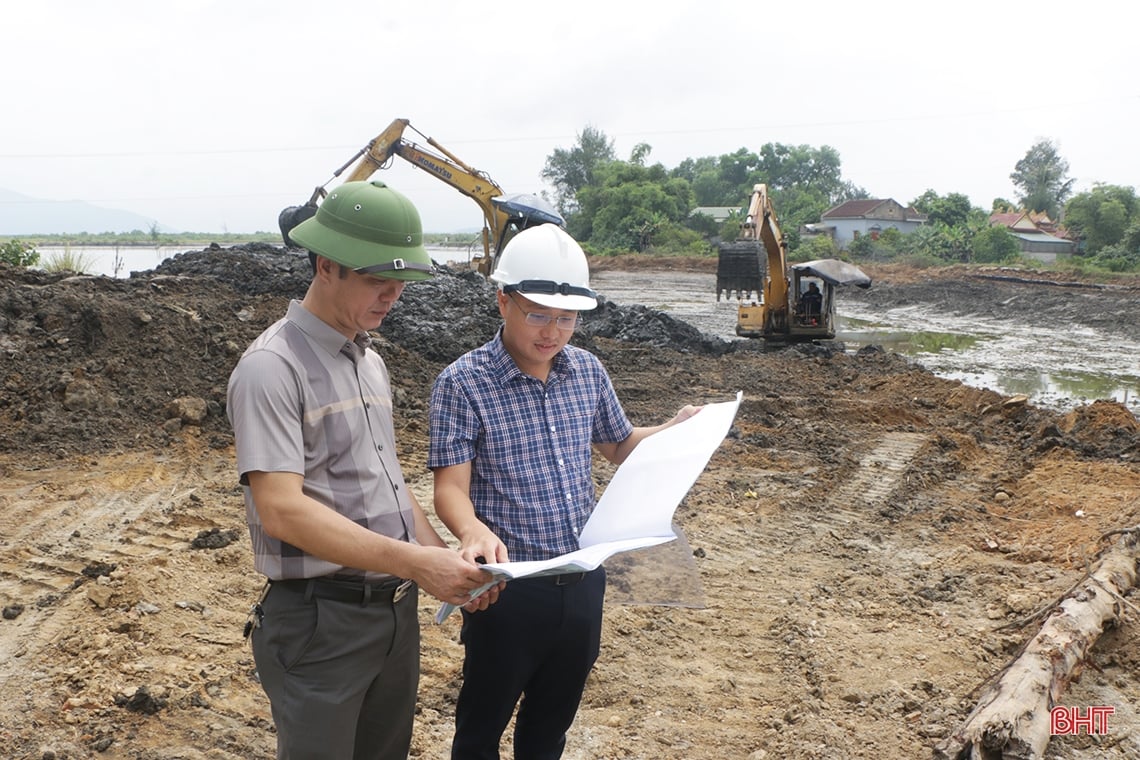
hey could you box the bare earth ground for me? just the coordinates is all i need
[1,252,1138,760]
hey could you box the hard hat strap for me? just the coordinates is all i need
[503,280,596,299]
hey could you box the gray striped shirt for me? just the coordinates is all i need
[227,300,416,581]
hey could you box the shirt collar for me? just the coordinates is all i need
[285,300,370,358]
[487,327,574,385]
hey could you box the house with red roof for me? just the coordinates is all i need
[988,211,1075,262]
[813,199,928,249]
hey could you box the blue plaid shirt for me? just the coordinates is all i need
[428,331,633,561]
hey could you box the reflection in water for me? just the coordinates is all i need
[837,314,1138,411]
[840,318,989,355]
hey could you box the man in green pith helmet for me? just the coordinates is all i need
[227,180,496,760]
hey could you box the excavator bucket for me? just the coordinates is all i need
[716,240,764,301]
[279,203,318,249]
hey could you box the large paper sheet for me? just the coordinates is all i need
[434,391,742,623]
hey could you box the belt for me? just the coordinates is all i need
[272,576,415,605]
[544,572,587,586]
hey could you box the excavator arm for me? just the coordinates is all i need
[745,185,791,331]
[279,118,561,276]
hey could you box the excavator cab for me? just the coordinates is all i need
[792,273,826,327]
[488,193,565,271]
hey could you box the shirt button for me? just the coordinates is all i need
[549,426,556,432]
[377,445,384,451]
[558,459,564,466]
[565,493,572,500]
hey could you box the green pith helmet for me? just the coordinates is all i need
[288,180,434,281]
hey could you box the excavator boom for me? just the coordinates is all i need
[279,118,561,276]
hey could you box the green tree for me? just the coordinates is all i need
[0,239,39,267]
[685,210,722,237]
[769,185,833,251]
[796,233,840,261]
[629,142,652,166]
[971,225,1020,263]
[847,234,875,259]
[1063,184,1138,253]
[541,125,617,215]
[758,143,843,193]
[670,149,759,206]
[646,222,711,256]
[1010,139,1074,218]
[911,190,975,228]
[574,161,694,252]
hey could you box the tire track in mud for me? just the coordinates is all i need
[825,432,930,516]
[724,432,940,752]
[0,455,199,686]
[737,432,931,557]
[601,432,938,757]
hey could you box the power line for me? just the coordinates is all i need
[3,96,1135,161]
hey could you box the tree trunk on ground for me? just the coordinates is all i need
[934,530,1140,760]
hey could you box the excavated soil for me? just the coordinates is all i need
[1,248,1138,759]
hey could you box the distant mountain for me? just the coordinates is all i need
[0,188,171,235]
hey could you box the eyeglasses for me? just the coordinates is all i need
[507,294,582,331]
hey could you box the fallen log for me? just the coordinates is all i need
[934,528,1140,760]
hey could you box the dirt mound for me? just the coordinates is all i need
[1039,399,1140,459]
[0,247,732,458]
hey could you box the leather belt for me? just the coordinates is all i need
[273,576,414,605]
[547,572,587,586]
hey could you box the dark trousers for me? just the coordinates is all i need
[252,579,420,760]
[451,567,606,760]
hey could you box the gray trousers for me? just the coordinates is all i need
[252,580,421,760]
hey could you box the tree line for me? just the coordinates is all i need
[539,129,1140,274]
[4,134,1137,275]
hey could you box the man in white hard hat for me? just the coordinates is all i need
[428,223,700,759]
[227,180,495,760]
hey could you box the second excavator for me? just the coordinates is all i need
[716,184,872,345]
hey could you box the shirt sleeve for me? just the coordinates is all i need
[226,349,306,484]
[590,360,634,445]
[428,371,480,469]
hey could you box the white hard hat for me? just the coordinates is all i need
[489,224,597,310]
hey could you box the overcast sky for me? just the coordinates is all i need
[3,1,1137,234]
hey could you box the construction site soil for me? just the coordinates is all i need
[1,247,1138,759]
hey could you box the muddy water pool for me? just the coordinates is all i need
[591,270,1140,415]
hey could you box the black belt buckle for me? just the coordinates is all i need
[554,572,586,586]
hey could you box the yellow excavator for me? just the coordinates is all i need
[278,118,562,276]
[716,184,871,344]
